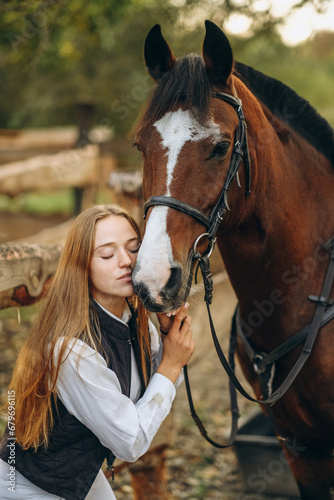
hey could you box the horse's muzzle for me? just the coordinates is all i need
[132,261,186,313]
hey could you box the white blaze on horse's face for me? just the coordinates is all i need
[154,109,221,195]
[134,109,221,309]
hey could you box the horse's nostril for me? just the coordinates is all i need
[162,263,182,300]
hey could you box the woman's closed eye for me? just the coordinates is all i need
[101,254,114,260]
[128,241,141,254]
[129,245,140,254]
[100,245,139,259]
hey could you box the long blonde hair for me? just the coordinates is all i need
[2,205,150,450]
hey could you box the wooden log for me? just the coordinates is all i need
[108,171,144,230]
[0,127,113,165]
[0,244,62,309]
[109,171,143,198]
[0,127,112,153]
[0,127,78,152]
[0,144,100,197]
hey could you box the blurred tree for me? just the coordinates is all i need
[0,0,333,134]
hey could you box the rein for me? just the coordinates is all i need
[187,238,334,449]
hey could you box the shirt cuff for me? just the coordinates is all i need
[143,372,176,408]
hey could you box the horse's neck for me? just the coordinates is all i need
[218,87,334,346]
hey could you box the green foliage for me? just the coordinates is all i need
[0,190,74,215]
[0,0,333,134]
[232,30,334,125]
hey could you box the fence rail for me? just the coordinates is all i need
[0,144,99,197]
[0,138,102,308]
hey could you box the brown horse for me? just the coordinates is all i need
[132,21,334,499]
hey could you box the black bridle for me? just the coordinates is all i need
[143,91,251,249]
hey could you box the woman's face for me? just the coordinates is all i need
[89,215,140,311]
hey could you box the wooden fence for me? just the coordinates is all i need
[0,144,100,197]
[0,139,101,307]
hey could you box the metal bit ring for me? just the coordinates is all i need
[193,233,215,258]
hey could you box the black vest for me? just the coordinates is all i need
[0,301,149,500]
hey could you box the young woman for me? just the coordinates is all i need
[0,204,194,500]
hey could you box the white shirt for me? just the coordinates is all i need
[0,305,180,499]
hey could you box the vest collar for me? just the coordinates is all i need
[93,299,131,325]
[91,300,132,340]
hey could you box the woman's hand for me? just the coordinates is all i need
[156,304,194,384]
[156,303,187,335]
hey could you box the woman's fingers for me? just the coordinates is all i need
[165,305,183,317]
[157,308,194,383]
[179,317,195,355]
[156,312,172,333]
[157,303,189,336]
[169,304,189,331]
[167,316,193,356]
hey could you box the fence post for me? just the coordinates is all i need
[74,100,96,214]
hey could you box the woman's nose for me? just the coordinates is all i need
[118,248,133,267]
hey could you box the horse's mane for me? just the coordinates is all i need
[136,54,334,166]
[234,61,334,166]
[136,54,212,131]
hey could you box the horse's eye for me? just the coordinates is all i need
[133,142,141,153]
[211,142,230,159]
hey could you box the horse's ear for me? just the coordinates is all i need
[144,24,176,83]
[203,20,233,86]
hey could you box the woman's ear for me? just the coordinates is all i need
[144,24,176,83]
[202,20,233,86]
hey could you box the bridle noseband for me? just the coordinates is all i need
[143,91,251,253]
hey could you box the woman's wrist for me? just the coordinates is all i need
[156,363,181,384]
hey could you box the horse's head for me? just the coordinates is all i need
[132,21,250,312]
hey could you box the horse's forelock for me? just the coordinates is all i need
[136,54,212,133]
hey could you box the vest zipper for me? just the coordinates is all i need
[127,338,132,397]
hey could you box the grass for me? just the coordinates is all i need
[0,186,118,217]
[0,303,38,322]
[0,189,74,216]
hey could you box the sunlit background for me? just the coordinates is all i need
[1,0,333,135]
[0,4,333,497]
[225,0,334,45]
[0,0,333,237]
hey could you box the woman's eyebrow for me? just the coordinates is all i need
[94,242,116,251]
[95,237,139,251]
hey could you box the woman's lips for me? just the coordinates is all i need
[118,273,132,282]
